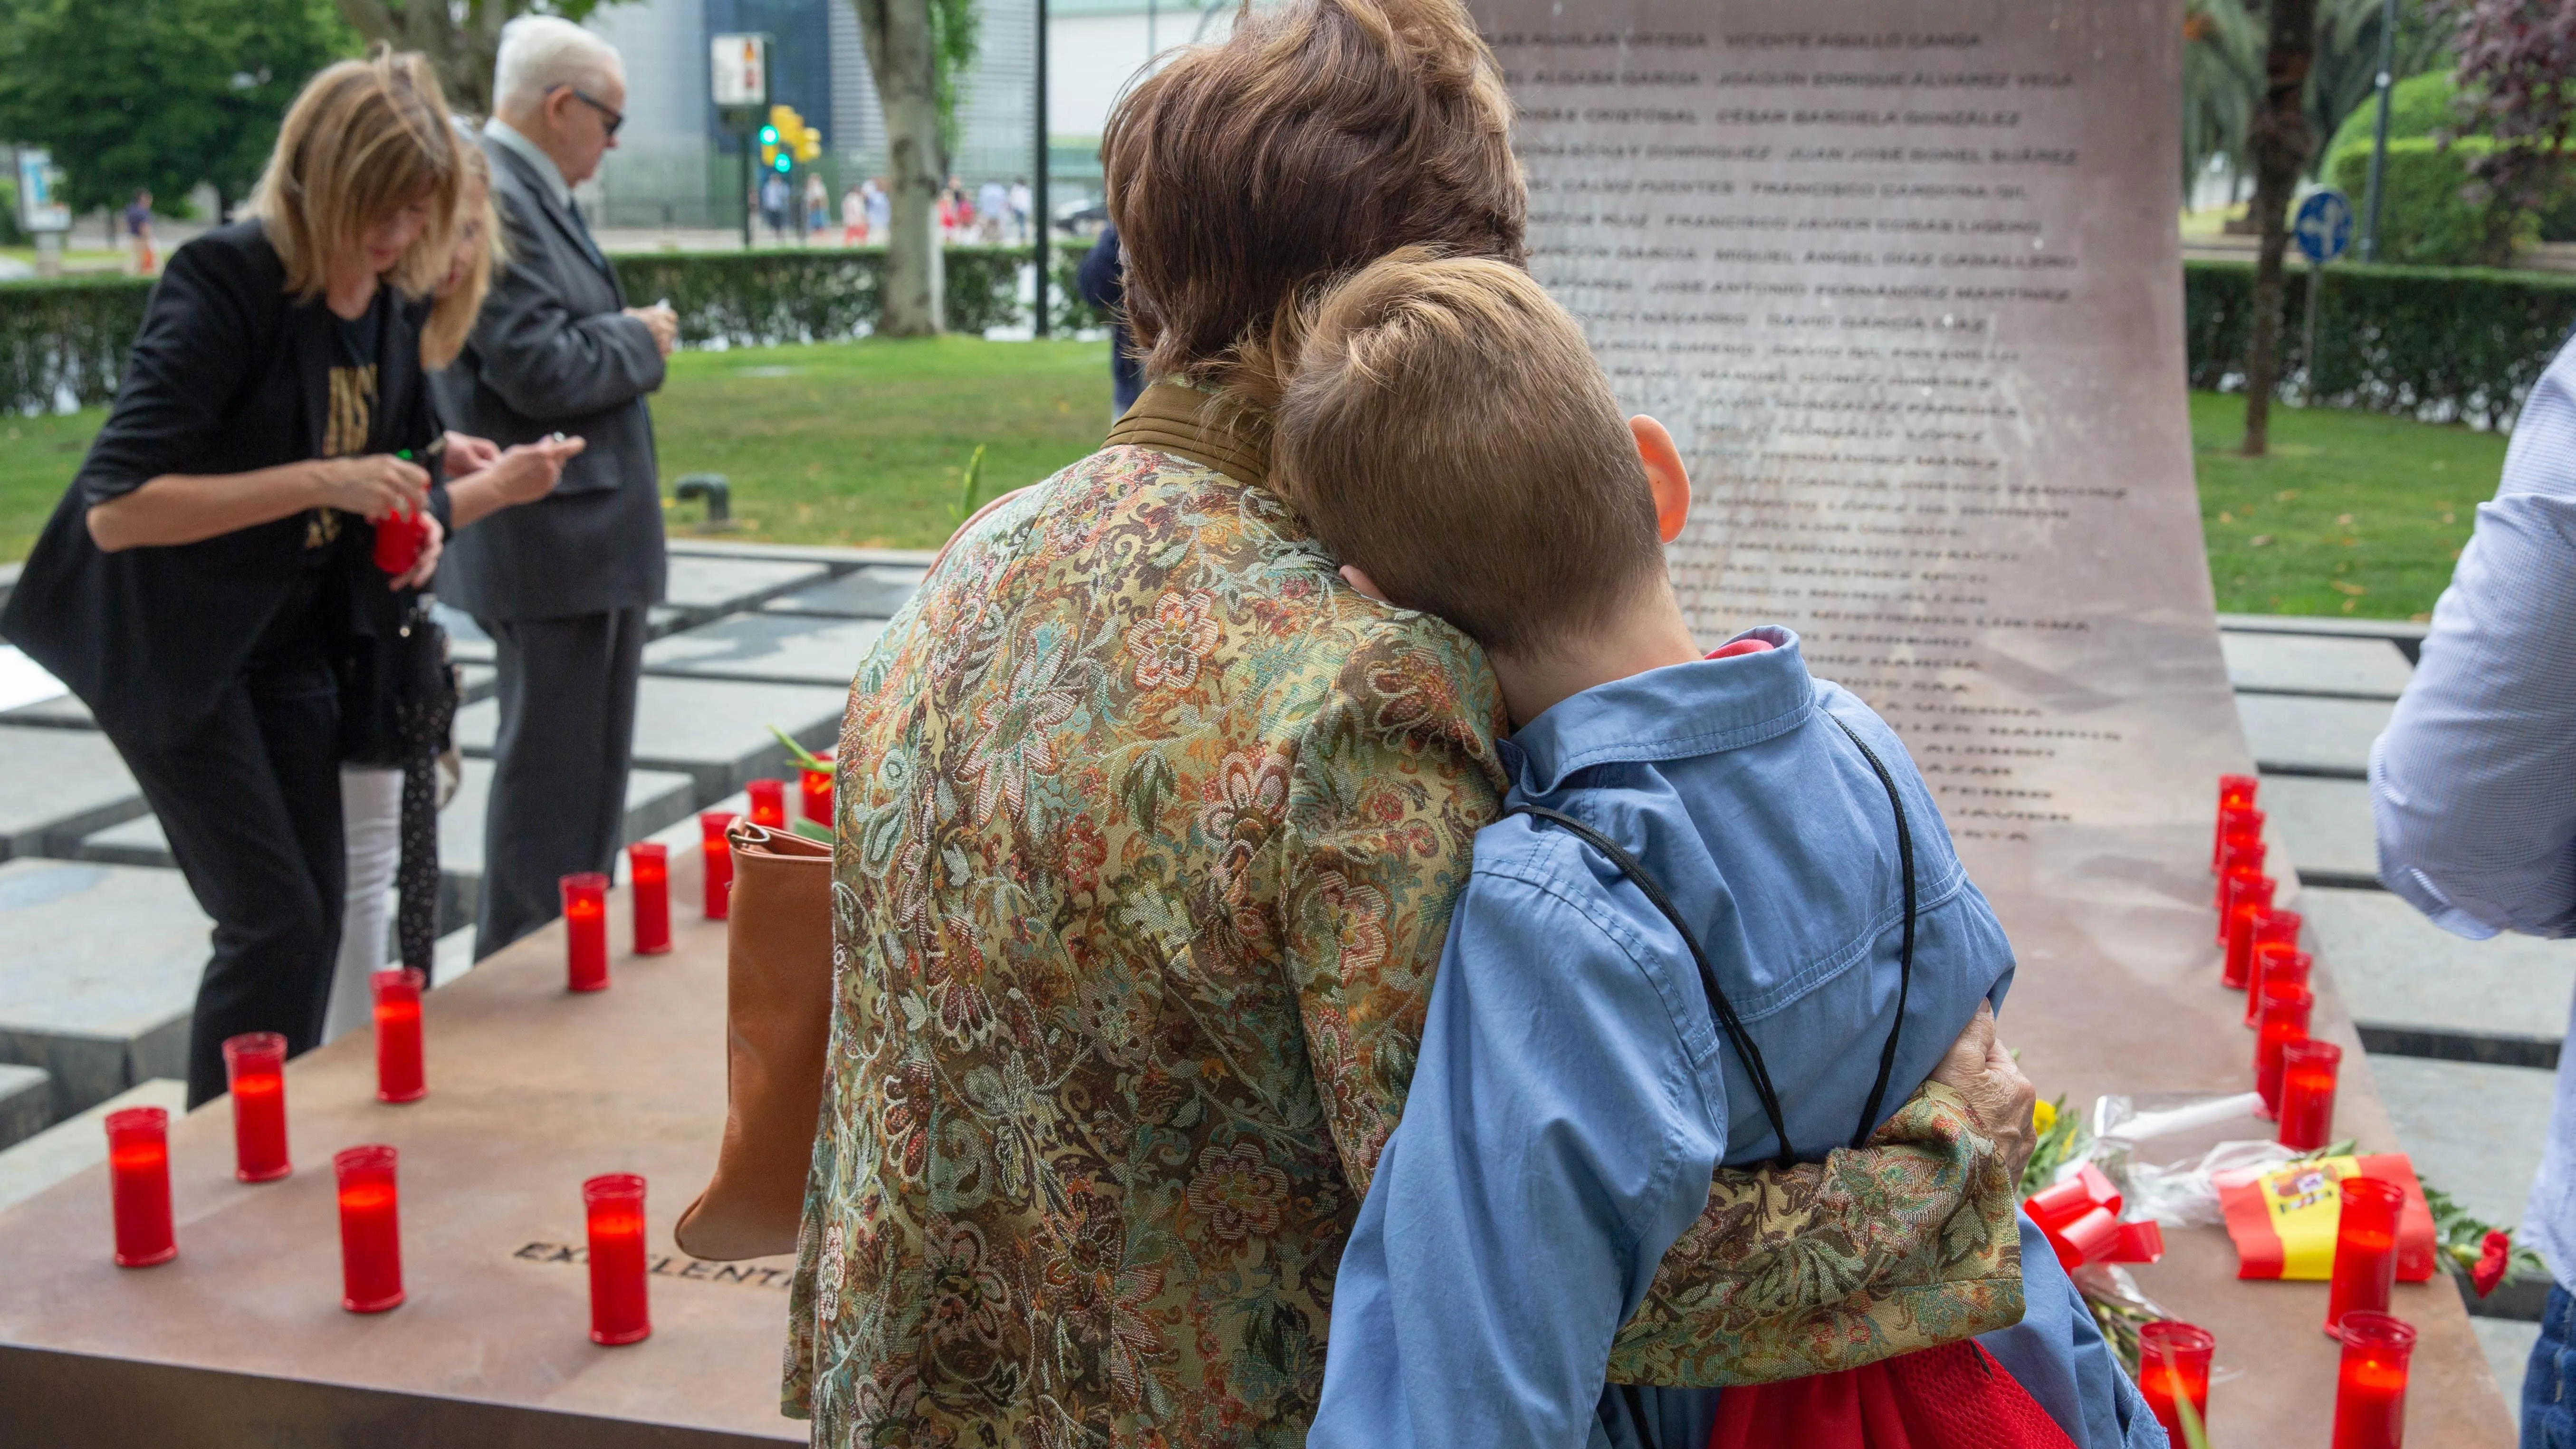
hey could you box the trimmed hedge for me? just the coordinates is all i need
[2326,139,2533,267]
[2185,259,2576,428]
[0,240,1108,414]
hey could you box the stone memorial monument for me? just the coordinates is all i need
[1466,0,2513,1440]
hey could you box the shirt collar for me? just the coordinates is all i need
[1103,380,1270,487]
[1500,626,1817,796]
[485,119,574,210]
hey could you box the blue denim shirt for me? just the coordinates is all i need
[1309,629,2156,1449]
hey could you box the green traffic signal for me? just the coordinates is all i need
[758,125,779,144]
[773,154,792,173]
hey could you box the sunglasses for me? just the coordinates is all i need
[564,87,624,137]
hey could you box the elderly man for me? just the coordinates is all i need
[434,15,679,957]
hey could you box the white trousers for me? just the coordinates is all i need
[323,765,403,1043]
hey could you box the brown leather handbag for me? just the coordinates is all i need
[673,820,835,1261]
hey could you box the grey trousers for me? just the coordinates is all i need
[474,605,647,959]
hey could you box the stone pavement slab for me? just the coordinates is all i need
[2301,887,2575,1064]
[639,612,886,687]
[452,675,846,805]
[662,555,829,616]
[0,726,145,862]
[431,601,493,663]
[2235,694,2393,778]
[2474,1318,2538,1414]
[0,861,206,1119]
[2252,775,2377,888]
[759,564,927,620]
[2370,1056,2556,1229]
[2221,631,2415,698]
[0,1064,48,1151]
[0,1078,186,1217]
[0,691,94,729]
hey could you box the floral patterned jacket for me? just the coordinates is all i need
[785,384,2025,1446]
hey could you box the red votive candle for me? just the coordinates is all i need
[799,757,833,826]
[628,843,670,956]
[2215,830,2267,908]
[700,811,737,919]
[2280,1039,2344,1152]
[2137,1320,2215,1443]
[372,507,422,576]
[2222,875,2277,984]
[2255,980,2316,1114]
[2212,776,2260,870]
[2327,1176,2407,1336]
[2332,1311,2416,1449]
[584,1172,652,1345]
[222,1032,291,1180]
[105,1106,176,1267]
[370,968,426,1103]
[747,778,786,828]
[334,1145,403,1313]
[562,873,610,991]
[2246,926,2308,1025]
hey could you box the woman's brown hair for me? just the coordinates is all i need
[247,48,463,301]
[422,133,504,369]
[1101,0,1525,405]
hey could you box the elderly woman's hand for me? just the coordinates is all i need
[1926,1001,2038,1185]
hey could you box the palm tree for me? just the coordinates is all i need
[2186,0,2267,197]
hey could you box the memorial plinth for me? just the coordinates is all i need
[1467,0,2515,1440]
[0,842,803,1446]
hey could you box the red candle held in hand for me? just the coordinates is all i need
[584,1173,652,1345]
[105,1107,176,1267]
[2280,1038,2344,1152]
[371,507,422,576]
[372,969,426,1103]
[2215,837,2267,916]
[799,758,834,827]
[2255,979,2316,1115]
[2222,875,2277,986]
[2246,932,2309,1027]
[223,1032,291,1181]
[2333,1311,2416,1449]
[335,1145,403,1313]
[628,843,670,956]
[2327,1176,2408,1336]
[563,873,610,992]
[747,778,786,829]
[2212,775,2260,871]
[2136,1320,2214,1444]
[700,811,737,920]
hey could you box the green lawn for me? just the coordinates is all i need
[0,343,2512,621]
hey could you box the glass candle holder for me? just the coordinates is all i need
[562,873,610,992]
[2255,979,2317,1115]
[700,811,737,920]
[2280,1039,2344,1152]
[223,1031,291,1182]
[799,758,834,826]
[2212,776,2260,870]
[371,506,422,576]
[2332,1311,2416,1449]
[2222,875,2277,985]
[334,1145,403,1313]
[2216,837,2268,915]
[2247,938,2311,1027]
[105,1106,176,1267]
[2327,1176,2408,1336]
[584,1173,652,1345]
[2137,1320,2215,1444]
[747,778,786,828]
[628,843,670,956]
[371,969,426,1103]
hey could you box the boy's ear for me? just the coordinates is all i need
[1338,563,1392,604]
[1630,414,1691,544]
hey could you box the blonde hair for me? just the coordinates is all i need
[247,48,462,301]
[1271,250,1661,659]
[422,134,503,369]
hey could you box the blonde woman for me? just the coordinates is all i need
[5,50,468,1105]
[321,123,583,1042]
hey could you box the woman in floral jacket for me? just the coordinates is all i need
[785,1,2037,1442]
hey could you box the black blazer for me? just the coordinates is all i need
[429,136,666,622]
[0,221,440,747]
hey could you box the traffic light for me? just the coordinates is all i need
[764,105,816,173]
[758,123,781,173]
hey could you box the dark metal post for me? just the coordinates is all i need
[740,125,754,250]
[1033,0,1052,337]
[2359,0,2398,262]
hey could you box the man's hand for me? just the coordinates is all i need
[625,302,678,357]
[1926,1001,2038,1187]
[488,435,588,507]
[442,431,501,475]
[390,512,443,590]
[312,454,430,521]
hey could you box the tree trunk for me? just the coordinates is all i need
[855,0,946,336]
[2239,0,2317,457]
[333,0,506,115]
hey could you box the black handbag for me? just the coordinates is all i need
[335,576,459,975]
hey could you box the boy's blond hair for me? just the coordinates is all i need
[246,48,462,302]
[1272,250,1662,658]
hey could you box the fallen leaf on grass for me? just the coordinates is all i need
[2331,580,2367,595]
[2249,535,2272,547]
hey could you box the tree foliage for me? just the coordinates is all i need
[928,0,982,165]
[0,0,360,216]
[2440,0,2576,222]
[329,0,625,116]
[2184,0,2449,191]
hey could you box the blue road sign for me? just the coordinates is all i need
[2296,189,2355,265]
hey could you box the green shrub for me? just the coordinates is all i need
[2186,258,2576,427]
[0,274,151,415]
[2327,137,2533,265]
[2323,71,2462,170]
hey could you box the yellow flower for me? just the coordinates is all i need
[2031,1098,2057,1136]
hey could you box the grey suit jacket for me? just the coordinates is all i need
[431,137,667,621]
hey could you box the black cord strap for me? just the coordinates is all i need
[1504,710,1918,1166]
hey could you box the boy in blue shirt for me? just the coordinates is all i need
[1272,253,2162,1449]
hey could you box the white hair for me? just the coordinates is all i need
[493,15,622,117]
